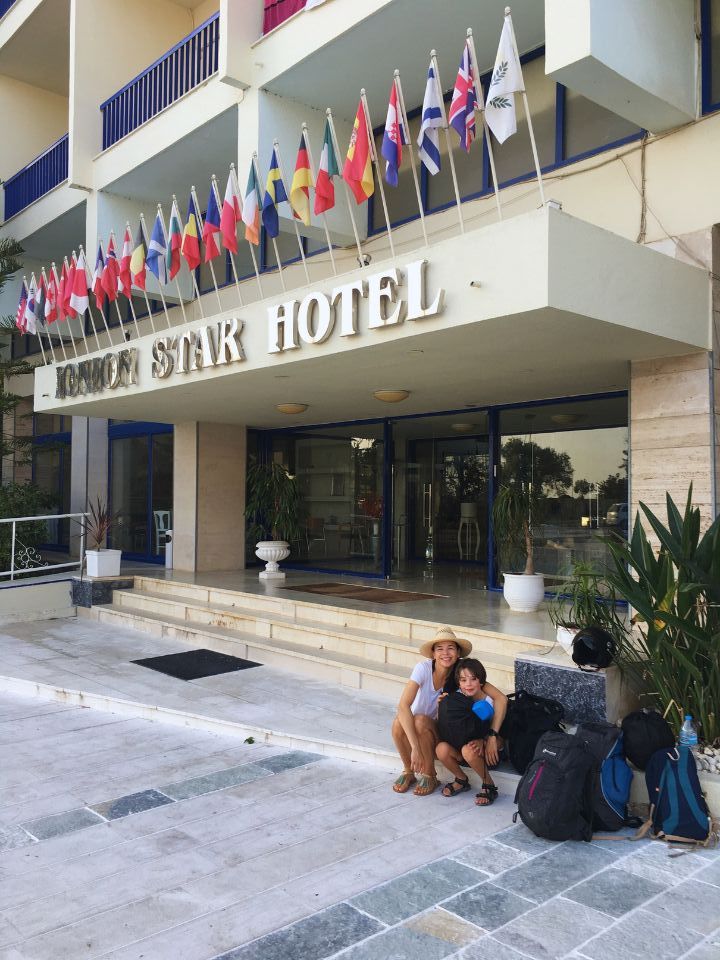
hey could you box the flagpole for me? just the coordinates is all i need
[42,268,67,361]
[171,200,205,319]
[52,263,78,358]
[191,185,223,311]
[393,71,429,247]
[102,236,130,342]
[159,204,188,325]
[75,250,102,350]
[301,124,337,276]
[253,153,286,293]
[430,50,465,233]
[24,275,47,365]
[32,273,55,364]
[505,7,545,205]
[140,212,172,330]
[360,89,395,258]
[272,139,311,284]
[80,246,115,347]
[212,175,243,307]
[326,109,366,265]
[133,221,158,334]
[66,257,90,353]
[234,165,264,298]
[466,29,503,221]
[112,231,140,339]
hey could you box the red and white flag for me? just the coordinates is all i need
[63,257,77,319]
[69,250,89,315]
[92,244,106,311]
[44,270,58,324]
[119,227,133,297]
[15,281,28,333]
[220,167,242,254]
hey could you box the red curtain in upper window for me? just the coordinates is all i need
[263,0,306,33]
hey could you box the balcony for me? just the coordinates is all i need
[3,133,68,220]
[0,0,18,18]
[99,12,220,150]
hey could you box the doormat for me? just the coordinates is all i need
[132,648,261,681]
[283,583,443,603]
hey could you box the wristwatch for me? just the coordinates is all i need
[486,729,498,738]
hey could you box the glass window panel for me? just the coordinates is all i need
[711,1,720,107]
[564,88,641,160]
[110,436,149,554]
[425,118,485,212]
[32,443,70,545]
[34,414,64,435]
[372,114,425,228]
[265,229,302,268]
[491,55,556,186]
[151,433,173,559]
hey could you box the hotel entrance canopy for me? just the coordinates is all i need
[34,205,709,426]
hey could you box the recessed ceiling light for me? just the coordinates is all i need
[373,389,410,403]
[276,402,308,414]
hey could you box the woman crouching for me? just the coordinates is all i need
[391,626,472,797]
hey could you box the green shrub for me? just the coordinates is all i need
[0,482,56,574]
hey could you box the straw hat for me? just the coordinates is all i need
[419,626,472,660]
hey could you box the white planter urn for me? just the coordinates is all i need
[502,572,545,612]
[85,549,122,578]
[256,540,290,580]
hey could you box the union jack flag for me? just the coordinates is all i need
[448,41,477,152]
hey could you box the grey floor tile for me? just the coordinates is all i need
[491,824,559,856]
[452,838,530,876]
[459,938,541,960]
[494,897,609,960]
[696,859,720,888]
[564,867,668,917]
[21,807,105,840]
[644,879,720,936]
[580,908,702,960]
[682,936,720,960]
[90,789,175,820]
[493,842,618,904]
[443,882,534,932]
[214,903,382,959]
[253,751,324,774]
[620,842,709,884]
[350,859,487,925]
[0,825,35,851]
[339,925,457,960]
[160,763,270,801]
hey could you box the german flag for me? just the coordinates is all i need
[290,133,313,226]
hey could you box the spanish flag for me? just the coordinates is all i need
[343,99,374,205]
[130,221,147,290]
[181,193,201,271]
[290,133,313,227]
[262,147,288,239]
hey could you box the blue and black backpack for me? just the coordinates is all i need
[577,721,634,831]
[644,745,712,845]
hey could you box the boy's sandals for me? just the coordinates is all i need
[441,776,471,798]
[413,773,439,796]
[475,782,499,806]
[392,770,417,793]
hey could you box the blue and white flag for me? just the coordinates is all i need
[24,275,38,335]
[417,61,444,176]
[147,210,168,285]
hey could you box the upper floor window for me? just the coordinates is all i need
[702,0,720,112]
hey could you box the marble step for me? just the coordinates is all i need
[88,603,517,697]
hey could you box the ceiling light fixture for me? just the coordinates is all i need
[451,423,476,434]
[550,413,585,425]
[373,389,410,403]
[276,402,308,415]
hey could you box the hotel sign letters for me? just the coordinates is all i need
[151,318,245,379]
[55,349,138,399]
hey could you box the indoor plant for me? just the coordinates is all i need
[492,482,544,612]
[604,486,720,743]
[245,457,302,580]
[79,497,122,578]
[547,560,625,653]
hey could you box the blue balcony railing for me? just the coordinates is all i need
[0,0,19,19]
[100,12,220,150]
[3,133,69,220]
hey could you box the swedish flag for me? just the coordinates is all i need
[262,148,288,239]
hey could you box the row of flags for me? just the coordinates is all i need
[15,12,533,351]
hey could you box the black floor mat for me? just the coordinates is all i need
[132,648,261,681]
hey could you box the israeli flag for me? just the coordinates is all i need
[417,61,443,176]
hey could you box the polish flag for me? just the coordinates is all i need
[220,167,242,254]
[119,227,133,297]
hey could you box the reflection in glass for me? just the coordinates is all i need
[111,436,149,555]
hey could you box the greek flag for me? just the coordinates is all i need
[417,61,443,176]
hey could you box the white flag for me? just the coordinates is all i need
[485,15,524,145]
[417,61,444,176]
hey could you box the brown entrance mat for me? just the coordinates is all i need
[283,582,443,603]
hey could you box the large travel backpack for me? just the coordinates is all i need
[621,709,675,771]
[577,721,634,831]
[514,730,596,841]
[502,690,565,774]
[644,746,712,845]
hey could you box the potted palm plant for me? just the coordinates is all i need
[245,457,302,580]
[492,483,544,611]
[79,498,122,578]
[547,560,625,653]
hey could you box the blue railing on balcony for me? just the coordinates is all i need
[100,12,220,150]
[0,0,19,19]
[3,133,69,220]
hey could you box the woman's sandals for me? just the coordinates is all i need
[441,776,471,798]
[392,770,417,793]
[475,782,499,806]
[413,773,439,796]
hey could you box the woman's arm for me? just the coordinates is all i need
[483,682,509,766]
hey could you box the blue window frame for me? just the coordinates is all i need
[702,0,720,114]
[32,415,72,550]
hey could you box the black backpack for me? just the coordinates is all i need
[577,722,635,831]
[502,690,565,774]
[621,709,675,771]
[437,692,490,751]
[514,730,596,841]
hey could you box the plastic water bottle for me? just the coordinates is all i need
[678,715,698,751]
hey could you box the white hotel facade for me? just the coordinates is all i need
[0,0,718,585]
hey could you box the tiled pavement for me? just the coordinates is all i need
[1,691,718,959]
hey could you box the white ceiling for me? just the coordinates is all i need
[0,0,70,96]
[21,201,86,262]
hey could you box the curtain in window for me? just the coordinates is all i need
[263,0,306,33]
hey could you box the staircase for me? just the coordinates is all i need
[83,575,553,697]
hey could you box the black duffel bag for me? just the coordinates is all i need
[502,689,565,774]
[621,708,675,770]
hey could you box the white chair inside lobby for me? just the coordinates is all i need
[153,510,172,555]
